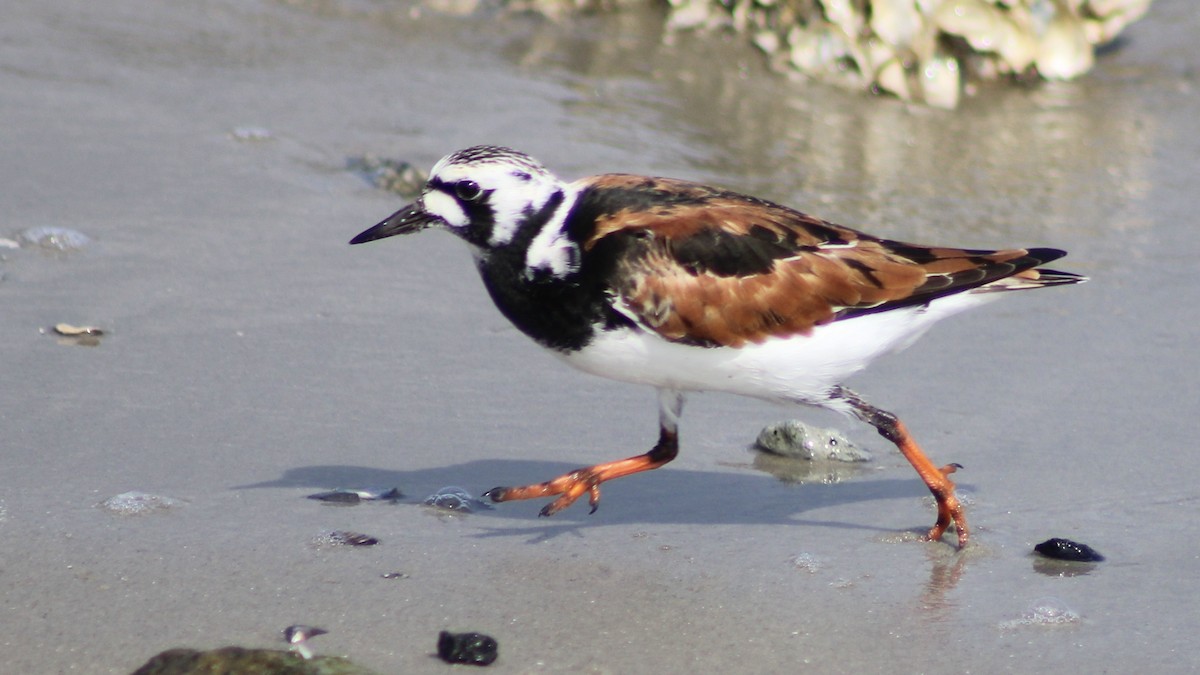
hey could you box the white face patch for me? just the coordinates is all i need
[428,151,565,248]
[524,186,582,279]
[486,178,535,247]
[421,189,467,229]
[484,169,566,248]
[525,230,580,279]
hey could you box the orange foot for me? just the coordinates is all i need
[485,429,679,517]
[842,389,971,549]
[918,461,968,547]
[484,472,603,517]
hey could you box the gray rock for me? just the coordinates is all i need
[754,420,872,462]
[130,646,378,675]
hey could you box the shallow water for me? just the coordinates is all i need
[2,0,1199,672]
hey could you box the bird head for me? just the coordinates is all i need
[350,146,565,252]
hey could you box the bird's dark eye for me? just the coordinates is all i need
[455,180,483,202]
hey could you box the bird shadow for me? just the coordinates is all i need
[234,456,972,543]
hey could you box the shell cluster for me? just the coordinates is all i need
[666,0,1153,108]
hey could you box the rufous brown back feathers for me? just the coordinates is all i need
[571,175,1074,348]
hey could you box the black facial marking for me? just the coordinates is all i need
[427,176,496,247]
[446,145,547,179]
[473,189,630,351]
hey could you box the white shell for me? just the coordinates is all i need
[919,47,962,110]
[1036,9,1094,79]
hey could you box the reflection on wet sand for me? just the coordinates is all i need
[490,5,1156,248]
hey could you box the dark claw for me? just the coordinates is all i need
[483,487,506,503]
[589,503,598,515]
[939,462,965,476]
[538,504,553,518]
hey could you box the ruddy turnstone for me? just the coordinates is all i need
[350,145,1085,548]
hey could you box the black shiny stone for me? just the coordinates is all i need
[437,631,498,666]
[1034,538,1104,562]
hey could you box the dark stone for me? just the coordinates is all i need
[437,631,498,666]
[1034,538,1104,562]
[308,490,362,504]
[131,646,377,674]
[328,531,379,546]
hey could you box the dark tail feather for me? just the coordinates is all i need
[1019,248,1087,286]
[1024,247,1068,265]
[1032,268,1088,286]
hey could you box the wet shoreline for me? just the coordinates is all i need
[2,0,1198,672]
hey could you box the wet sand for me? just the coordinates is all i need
[2,0,1199,672]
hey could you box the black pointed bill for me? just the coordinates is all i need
[350,202,441,245]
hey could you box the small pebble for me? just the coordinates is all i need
[308,490,361,504]
[48,322,105,347]
[999,597,1082,629]
[53,323,104,337]
[230,126,273,141]
[437,630,498,666]
[754,420,872,462]
[283,624,327,645]
[347,155,429,199]
[99,491,182,515]
[315,531,379,547]
[790,552,823,574]
[18,226,91,251]
[1034,538,1104,562]
[365,487,403,501]
[132,646,375,673]
[307,487,403,504]
[424,486,492,513]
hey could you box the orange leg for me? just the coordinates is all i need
[841,388,970,548]
[484,428,678,516]
[485,390,684,517]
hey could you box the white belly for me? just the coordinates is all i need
[560,290,1000,407]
